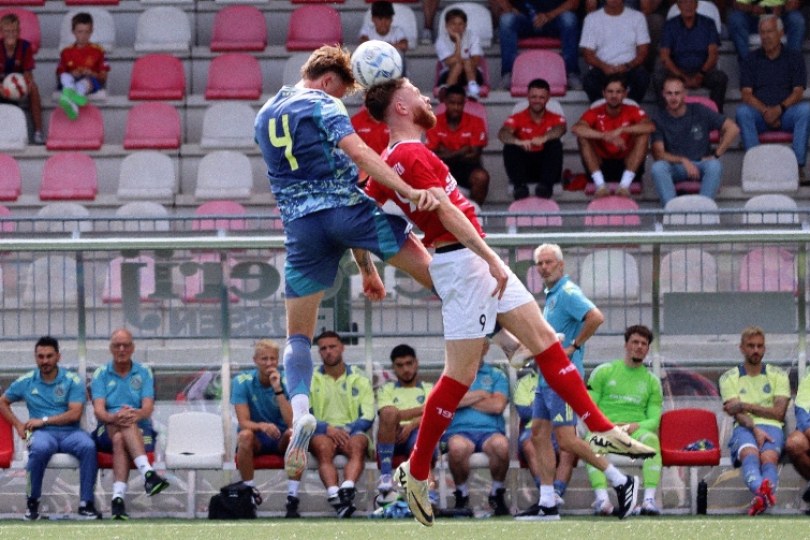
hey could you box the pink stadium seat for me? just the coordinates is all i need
[584,196,641,227]
[0,154,21,202]
[211,5,267,52]
[40,153,98,201]
[124,102,181,150]
[434,98,489,131]
[293,0,344,4]
[759,131,793,143]
[505,196,562,231]
[0,8,39,53]
[66,0,118,4]
[46,103,104,151]
[205,53,262,100]
[584,182,643,196]
[0,414,13,468]
[433,58,490,98]
[192,200,247,232]
[103,255,157,304]
[286,5,342,51]
[739,246,796,293]
[510,50,565,97]
[0,204,15,234]
[129,54,186,101]
[0,0,43,5]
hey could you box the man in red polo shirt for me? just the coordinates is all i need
[498,78,566,200]
[571,74,655,198]
[426,84,489,206]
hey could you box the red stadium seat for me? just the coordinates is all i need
[0,0,43,5]
[510,50,566,97]
[40,153,98,201]
[518,36,561,48]
[211,5,267,52]
[0,154,21,202]
[0,8,39,53]
[205,53,262,100]
[129,54,185,101]
[97,451,155,469]
[46,103,104,151]
[286,5,342,51]
[124,102,181,150]
[0,414,13,468]
[66,0,118,4]
[759,131,793,143]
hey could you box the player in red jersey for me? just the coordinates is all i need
[363,78,655,525]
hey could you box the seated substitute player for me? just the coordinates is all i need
[56,12,109,120]
[309,331,375,518]
[231,339,299,518]
[375,344,434,502]
[364,77,655,526]
[719,326,789,516]
[91,328,169,520]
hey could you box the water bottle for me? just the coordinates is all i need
[696,479,708,514]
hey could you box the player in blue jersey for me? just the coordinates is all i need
[0,336,100,520]
[91,329,169,520]
[254,45,439,479]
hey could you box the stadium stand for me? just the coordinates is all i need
[46,104,104,151]
[33,202,91,233]
[210,4,267,52]
[102,254,157,303]
[741,144,799,193]
[194,151,253,200]
[0,154,21,202]
[39,153,98,201]
[192,200,247,231]
[123,102,181,150]
[282,52,311,85]
[200,102,256,149]
[58,7,116,52]
[134,6,192,53]
[583,195,642,227]
[663,194,720,226]
[738,246,797,293]
[129,54,186,100]
[0,104,27,151]
[0,204,15,233]
[579,249,640,301]
[112,200,171,232]
[23,255,78,306]
[285,5,342,51]
[204,53,263,100]
[505,196,562,232]
[117,151,178,200]
[660,248,719,294]
[742,193,799,225]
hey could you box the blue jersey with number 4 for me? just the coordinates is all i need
[255,85,368,224]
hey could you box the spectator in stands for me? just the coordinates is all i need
[786,371,810,511]
[358,1,409,76]
[719,326,789,516]
[441,342,511,516]
[0,13,44,144]
[421,0,440,43]
[585,0,665,74]
[727,0,804,63]
[231,339,298,518]
[655,0,728,112]
[56,12,109,121]
[426,84,490,206]
[375,344,435,503]
[571,74,655,197]
[435,8,485,99]
[91,328,170,520]
[650,74,739,206]
[585,325,662,516]
[735,15,810,183]
[495,0,582,90]
[498,78,566,200]
[580,0,650,103]
[0,336,100,520]
[309,331,375,519]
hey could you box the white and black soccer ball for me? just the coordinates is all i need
[374,489,400,508]
[351,40,403,88]
[2,73,28,101]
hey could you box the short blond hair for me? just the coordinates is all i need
[740,326,765,345]
[254,339,280,356]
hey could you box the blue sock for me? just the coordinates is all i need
[761,462,778,489]
[377,443,395,475]
[741,454,762,494]
[553,480,567,498]
[284,334,313,398]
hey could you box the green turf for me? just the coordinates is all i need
[0,516,806,540]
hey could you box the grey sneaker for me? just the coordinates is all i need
[285,413,316,478]
[500,72,512,91]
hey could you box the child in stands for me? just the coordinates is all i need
[358,1,409,75]
[0,13,44,144]
[56,12,109,120]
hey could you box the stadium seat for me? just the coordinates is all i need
[579,249,640,301]
[437,2,493,48]
[112,201,171,233]
[117,151,177,200]
[741,144,799,192]
[0,0,43,5]
[0,414,13,468]
[129,54,186,101]
[192,200,247,231]
[583,182,643,196]
[195,151,253,200]
[758,131,793,143]
[66,0,119,5]
[204,53,262,100]
[34,202,91,233]
[59,8,116,52]
[0,8,39,53]
[360,3,418,50]
[23,255,78,306]
[435,98,488,130]
[0,154,21,201]
[123,102,181,150]
[40,153,98,201]
[0,104,27,150]
[666,0,722,33]
[743,194,799,225]
[510,50,566,97]
[210,5,267,52]
[584,196,641,227]
[433,57,490,98]
[102,255,157,303]
[659,408,720,514]
[134,6,191,53]
[282,52,311,85]
[517,35,561,49]
[739,246,796,293]
[286,5,342,51]
[663,194,720,226]
[505,196,562,233]
[46,104,104,151]
[164,411,225,517]
[0,204,14,234]
[97,451,155,469]
[200,102,256,148]
[660,248,718,294]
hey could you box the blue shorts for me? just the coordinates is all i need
[532,384,577,427]
[283,200,411,298]
[94,424,156,453]
[440,430,502,453]
[255,431,284,455]
[729,424,784,466]
[394,428,419,456]
[797,407,810,433]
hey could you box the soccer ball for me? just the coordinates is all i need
[2,73,28,101]
[351,40,403,88]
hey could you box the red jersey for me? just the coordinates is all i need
[365,141,484,248]
[426,112,487,152]
[351,107,389,155]
[0,39,34,78]
[502,108,566,152]
[579,104,648,160]
[57,43,110,77]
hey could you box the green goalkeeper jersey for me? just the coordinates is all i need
[587,359,663,432]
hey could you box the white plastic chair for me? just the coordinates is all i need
[437,2,493,48]
[660,248,718,294]
[23,255,78,306]
[200,102,256,149]
[117,151,178,200]
[579,249,640,301]
[113,201,171,233]
[134,6,191,53]
[663,195,720,226]
[59,8,116,52]
[0,104,27,150]
[741,145,799,193]
[34,202,91,233]
[195,151,253,200]
[743,194,799,225]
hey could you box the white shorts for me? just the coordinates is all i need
[429,246,535,340]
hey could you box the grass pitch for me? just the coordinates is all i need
[0,516,806,540]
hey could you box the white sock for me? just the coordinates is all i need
[539,484,555,507]
[340,480,355,489]
[490,481,504,494]
[242,479,255,487]
[591,170,605,187]
[59,73,76,91]
[77,78,91,96]
[112,481,127,500]
[644,488,656,501]
[290,394,310,420]
[456,483,468,497]
[134,455,152,478]
[288,480,300,498]
[594,488,609,502]
[327,485,339,498]
[605,464,627,487]
[619,170,635,188]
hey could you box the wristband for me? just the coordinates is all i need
[274,390,284,396]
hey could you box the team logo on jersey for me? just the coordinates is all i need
[417,395,425,404]
[763,383,771,394]
[54,384,66,398]
[352,387,360,397]
[130,375,143,391]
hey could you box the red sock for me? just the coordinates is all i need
[535,341,613,432]
[409,375,468,480]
